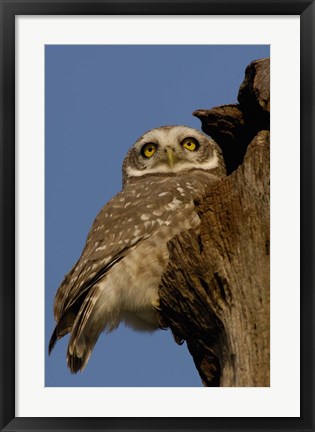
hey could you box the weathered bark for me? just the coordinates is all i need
[193,57,270,174]
[159,58,270,387]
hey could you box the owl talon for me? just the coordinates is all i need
[158,316,168,330]
[151,299,167,329]
[174,334,185,345]
[152,299,162,312]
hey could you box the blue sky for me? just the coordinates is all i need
[45,44,270,387]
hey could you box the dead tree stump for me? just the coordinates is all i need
[159,58,270,387]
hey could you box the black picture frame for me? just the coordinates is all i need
[0,1,314,431]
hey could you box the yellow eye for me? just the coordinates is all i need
[182,137,199,151]
[141,143,157,158]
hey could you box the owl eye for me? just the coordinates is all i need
[181,137,199,151]
[141,142,157,158]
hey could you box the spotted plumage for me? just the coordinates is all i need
[49,125,226,373]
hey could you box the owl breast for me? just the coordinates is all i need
[89,170,215,333]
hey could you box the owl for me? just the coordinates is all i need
[49,125,226,373]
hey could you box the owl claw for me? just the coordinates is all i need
[152,299,162,312]
[158,316,168,330]
[151,299,168,329]
[174,334,185,345]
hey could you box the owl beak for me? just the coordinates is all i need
[166,148,176,168]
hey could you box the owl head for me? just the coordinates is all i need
[122,125,225,186]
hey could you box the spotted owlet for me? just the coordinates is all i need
[49,125,225,373]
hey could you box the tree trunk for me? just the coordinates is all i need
[158,58,270,387]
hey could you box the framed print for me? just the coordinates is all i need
[1,1,314,431]
[44,44,272,390]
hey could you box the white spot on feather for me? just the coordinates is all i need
[144,221,154,229]
[141,214,150,221]
[164,197,182,211]
[186,183,194,190]
[95,245,107,252]
[158,192,169,197]
[153,209,163,216]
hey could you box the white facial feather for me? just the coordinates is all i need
[122,125,222,185]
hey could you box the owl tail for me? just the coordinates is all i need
[67,285,103,373]
[48,309,75,354]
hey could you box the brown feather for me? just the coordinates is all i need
[48,309,76,354]
[66,285,103,373]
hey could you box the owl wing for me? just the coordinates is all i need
[48,216,149,356]
[48,243,134,351]
[49,176,183,355]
